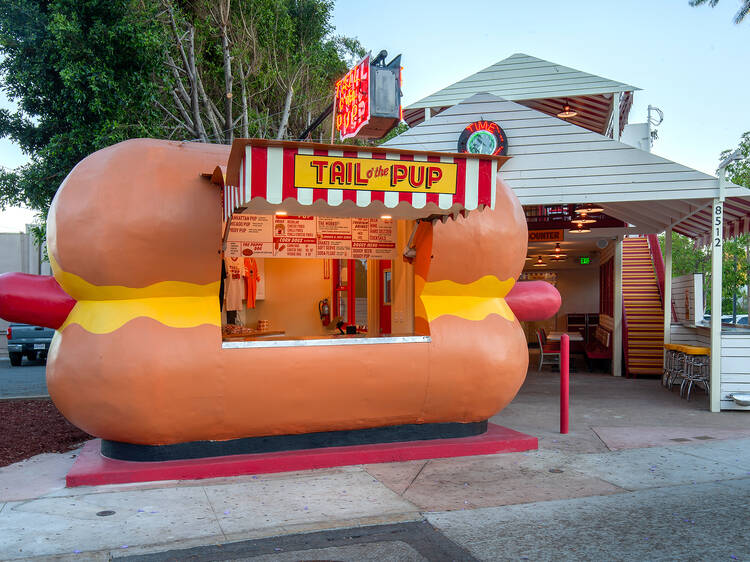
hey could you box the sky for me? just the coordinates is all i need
[0,0,748,231]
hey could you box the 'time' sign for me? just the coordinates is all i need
[457,120,509,156]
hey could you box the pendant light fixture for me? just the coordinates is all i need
[533,255,547,267]
[569,222,591,234]
[575,211,597,224]
[557,100,578,119]
[575,203,604,214]
[549,242,567,258]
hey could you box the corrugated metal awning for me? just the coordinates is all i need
[223,139,508,220]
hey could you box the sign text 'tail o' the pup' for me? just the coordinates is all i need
[294,154,457,194]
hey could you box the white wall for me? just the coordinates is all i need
[242,258,332,338]
[522,263,600,342]
[386,93,719,207]
[672,273,704,324]
[556,265,600,320]
[0,230,51,356]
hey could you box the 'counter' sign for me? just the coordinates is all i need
[457,121,508,156]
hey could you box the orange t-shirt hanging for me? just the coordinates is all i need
[244,257,261,308]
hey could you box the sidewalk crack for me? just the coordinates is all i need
[590,427,614,451]
[403,461,429,495]
[203,487,228,541]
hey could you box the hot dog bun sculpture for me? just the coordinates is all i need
[0,139,560,449]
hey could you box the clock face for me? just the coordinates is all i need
[457,120,508,156]
[466,130,498,155]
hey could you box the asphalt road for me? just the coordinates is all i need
[0,356,48,398]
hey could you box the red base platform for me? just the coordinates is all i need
[66,423,537,487]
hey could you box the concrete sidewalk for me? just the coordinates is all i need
[2,369,750,560]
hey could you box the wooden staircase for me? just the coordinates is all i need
[622,237,664,377]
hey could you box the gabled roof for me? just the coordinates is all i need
[385,92,749,237]
[406,53,640,110]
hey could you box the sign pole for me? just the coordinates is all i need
[330,93,337,144]
[560,333,569,434]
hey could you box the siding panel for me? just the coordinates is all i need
[386,93,720,225]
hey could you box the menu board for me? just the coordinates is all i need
[227,215,274,257]
[227,214,396,260]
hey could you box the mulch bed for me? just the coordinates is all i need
[0,399,91,467]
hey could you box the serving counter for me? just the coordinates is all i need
[222,334,431,349]
[670,321,750,410]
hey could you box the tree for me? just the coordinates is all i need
[662,132,750,316]
[0,0,365,229]
[721,131,750,188]
[723,132,750,317]
[689,0,750,23]
[0,0,169,218]
[158,0,364,143]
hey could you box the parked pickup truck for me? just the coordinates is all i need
[6,323,54,366]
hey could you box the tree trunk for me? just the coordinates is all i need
[196,68,223,140]
[240,61,249,138]
[186,26,208,142]
[220,0,233,144]
[276,85,294,140]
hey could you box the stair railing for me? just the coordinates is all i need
[622,299,631,378]
[646,234,677,322]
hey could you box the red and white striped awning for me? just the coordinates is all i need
[223,139,508,220]
[673,196,750,245]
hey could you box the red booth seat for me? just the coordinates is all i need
[585,326,612,361]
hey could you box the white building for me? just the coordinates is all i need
[387,53,750,412]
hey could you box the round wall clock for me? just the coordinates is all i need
[457,120,508,156]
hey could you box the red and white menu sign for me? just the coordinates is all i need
[316,217,352,258]
[226,215,274,257]
[227,214,396,259]
[273,215,317,258]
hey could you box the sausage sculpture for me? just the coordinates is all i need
[0,139,560,448]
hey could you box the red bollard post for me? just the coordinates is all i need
[560,333,569,434]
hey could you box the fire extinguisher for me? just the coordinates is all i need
[318,298,331,326]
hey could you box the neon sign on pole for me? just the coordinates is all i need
[333,51,401,140]
[335,54,371,139]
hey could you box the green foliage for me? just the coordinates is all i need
[689,0,750,23]
[0,0,366,226]
[722,131,750,189]
[661,231,709,277]
[376,121,409,145]
[0,0,169,217]
[660,232,749,315]
[660,132,750,315]
[167,0,364,142]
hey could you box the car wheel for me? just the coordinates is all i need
[9,352,22,366]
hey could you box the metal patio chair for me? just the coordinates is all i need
[536,329,561,371]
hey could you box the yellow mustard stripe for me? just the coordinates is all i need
[49,252,219,300]
[418,275,516,323]
[60,296,220,334]
[49,253,221,333]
